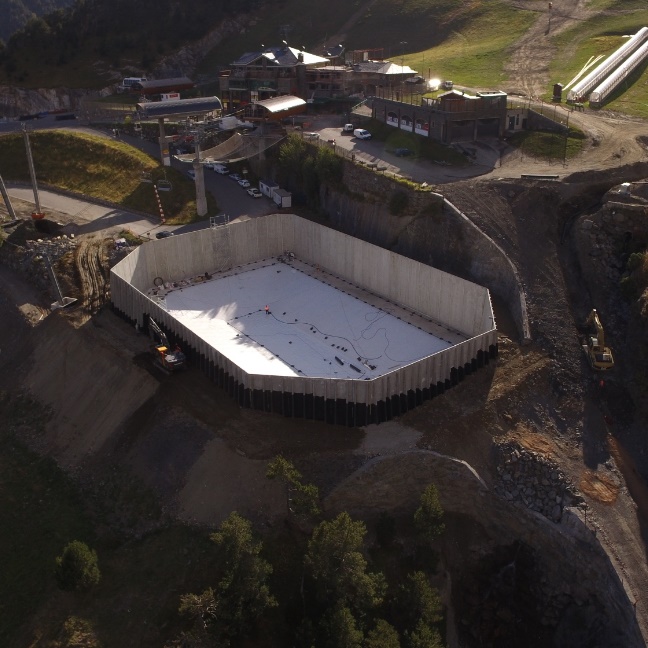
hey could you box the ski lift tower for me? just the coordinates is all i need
[22,124,46,220]
[180,118,209,218]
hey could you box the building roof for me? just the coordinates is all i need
[137,77,195,92]
[254,95,307,113]
[324,44,345,58]
[232,46,329,67]
[136,96,222,118]
[351,61,417,75]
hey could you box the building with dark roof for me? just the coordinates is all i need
[219,45,329,110]
[306,61,418,101]
[219,44,422,107]
[371,90,508,144]
[136,96,222,120]
[135,77,195,96]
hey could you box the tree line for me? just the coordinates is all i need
[55,456,447,648]
[0,0,263,81]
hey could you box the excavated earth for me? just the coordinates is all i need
[2,2,648,644]
[2,158,648,648]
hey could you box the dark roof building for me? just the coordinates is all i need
[219,44,422,107]
[219,45,329,110]
[372,90,508,144]
[136,96,222,119]
[136,77,195,95]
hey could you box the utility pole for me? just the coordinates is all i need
[192,128,208,217]
[22,124,45,220]
[0,174,18,222]
[563,111,570,168]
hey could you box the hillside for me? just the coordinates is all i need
[0,0,73,43]
[2,0,648,120]
[1,0,648,645]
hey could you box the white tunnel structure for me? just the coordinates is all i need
[567,26,648,103]
[110,214,498,425]
[589,41,648,107]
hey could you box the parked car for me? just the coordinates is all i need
[341,123,354,134]
[229,173,242,182]
[156,230,175,239]
[238,179,251,188]
[187,169,196,180]
[213,164,229,174]
[247,188,263,198]
[394,147,413,157]
[305,132,320,139]
[353,129,371,140]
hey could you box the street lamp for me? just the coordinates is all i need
[399,42,408,104]
[400,41,408,66]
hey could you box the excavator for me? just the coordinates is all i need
[583,309,614,371]
[148,316,186,372]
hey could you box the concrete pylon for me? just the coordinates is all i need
[158,118,171,166]
[193,140,207,217]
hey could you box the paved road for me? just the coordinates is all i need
[6,186,168,239]
[3,119,277,235]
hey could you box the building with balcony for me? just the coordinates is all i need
[372,90,508,144]
[219,46,330,111]
[305,60,419,102]
[219,44,423,108]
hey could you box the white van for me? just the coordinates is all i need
[353,129,371,140]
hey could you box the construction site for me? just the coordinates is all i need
[111,214,497,425]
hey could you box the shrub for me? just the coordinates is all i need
[389,190,409,215]
[55,541,101,591]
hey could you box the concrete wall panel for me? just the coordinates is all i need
[111,214,498,416]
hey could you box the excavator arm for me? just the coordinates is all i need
[583,309,614,370]
[148,317,170,348]
[585,309,605,348]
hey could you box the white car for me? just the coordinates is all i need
[247,188,263,198]
[305,132,320,139]
[353,129,371,140]
[187,169,196,180]
[213,165,229,174]
[229,173,242,182]
[238,179,251,188]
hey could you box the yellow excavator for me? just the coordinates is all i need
[148,317,186,372]
[583,309,614,371]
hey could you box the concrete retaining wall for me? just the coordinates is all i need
[111,214,498,423]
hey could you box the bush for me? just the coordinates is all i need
[55,541,101,591]
[389,190,409,215]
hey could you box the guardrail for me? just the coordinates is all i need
[520,174,560,180]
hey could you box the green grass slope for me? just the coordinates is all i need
[549,4,648,117]
[0,131,214,223]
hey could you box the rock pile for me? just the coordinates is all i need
[5,235,77,292]
[494,441,585,522]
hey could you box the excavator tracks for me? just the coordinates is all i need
[75,238,110,317]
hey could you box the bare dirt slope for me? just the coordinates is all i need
[503,0,597,98]
[2,5,648,646]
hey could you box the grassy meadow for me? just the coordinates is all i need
[0,131,216,224]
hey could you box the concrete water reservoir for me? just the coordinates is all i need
[111,213,498,425]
